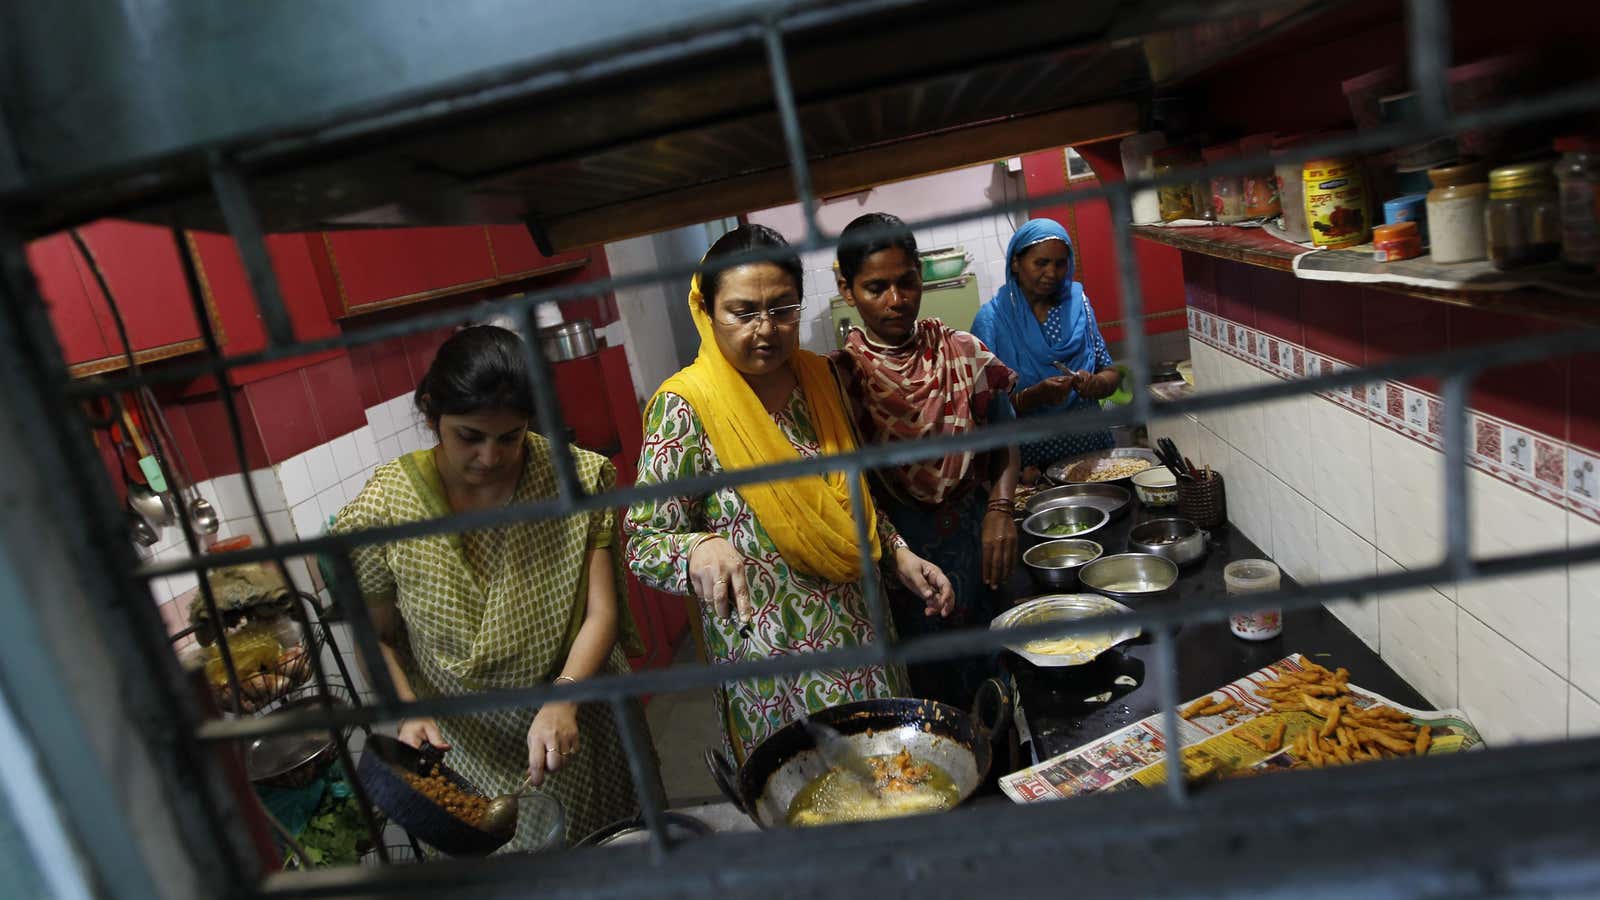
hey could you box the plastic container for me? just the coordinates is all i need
[1272,134,1312,242]
[1382,193,1429,247]
[1342,65,1404,130]
[1486,161,1561,270]
[1426,162,1488,263]
[1303,157,1371,249]
[1240,133,1280,218]
[1203,143,1247,224]
[1224,559,1282,641]
[1153,146,1199,222]
[1121,132,1168,225]
[1373,222,1422,262]
[1555,136,1600,272]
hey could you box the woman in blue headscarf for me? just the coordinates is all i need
[971,218,1119,470]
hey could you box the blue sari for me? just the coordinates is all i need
[970,219,1114,469]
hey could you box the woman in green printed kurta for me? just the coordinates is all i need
[625,225,955,764]
[334,326,656,849]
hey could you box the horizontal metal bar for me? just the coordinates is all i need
[63,75,1600,400]
[135,321,1600,583]
[194,537,1600,744]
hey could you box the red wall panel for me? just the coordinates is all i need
[243,370,321,464]
[72,221,201,353]
[26,234,111,364]
[323,228,496,309]
[304,356,368,441]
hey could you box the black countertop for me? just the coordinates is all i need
[1003,498,1429,766]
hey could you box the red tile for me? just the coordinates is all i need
[403,329,451,385]
[1568,349,1600,456]
[183,389,268,475]
[1181,253,1219,313]
[1299,281,1364,366]
[1213,261,1257,327]
[1449,307,1567,441]
[371,338,415,400]
[159,400,210,484]
[1364,291,1447,393]
[346,344,385,409]
[1251,268,1301,345]
[600,345,644,464]
[304,356,367,439]
[244,370,321,463]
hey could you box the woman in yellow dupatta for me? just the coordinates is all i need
[334,325,656,848]
[625,225,954,763]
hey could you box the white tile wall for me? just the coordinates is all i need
[1307,398,1376,538]
[1267,474,1318,586]
[1377,553,1458,709]
[303,443,339,496]
[1571,685,1600,738]
[1566,512,1600,700]
[1371,421,1450,580]
[277,454,315,509]
[1225,446,1274,558]
[1315,508,1380,652]
[1263,393,1315,501]
[1457,610,1569,745]
[1458,469,1569,673]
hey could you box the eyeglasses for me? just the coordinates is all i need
[716,303,804,329]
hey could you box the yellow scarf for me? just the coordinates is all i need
[651,272,881,583]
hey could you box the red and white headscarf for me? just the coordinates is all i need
[835,318,1017,508]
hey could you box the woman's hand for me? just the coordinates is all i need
[892,547,955,617]
[526,702,580,787]
[1027,375,1078,408]
[397,717,450,751]
[689,536,753,624]
[1072,369,1119,401]
[980,510,1018,589]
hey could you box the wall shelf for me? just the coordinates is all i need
[1133,225,1600,329]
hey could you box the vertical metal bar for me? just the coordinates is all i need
[1152,627,1188,807]
[169,225,391,865]
[762,19,820,244]
[1405,0,1452,125]
[206,153,297,347]
[607,697,671,862]
[848,471,892,663]
[1443,373,1474,584]
[516,306,582,507]
[324,552,401,711]
[1108,185,1151,424]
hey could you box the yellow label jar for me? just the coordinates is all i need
[1303,157,1371,249]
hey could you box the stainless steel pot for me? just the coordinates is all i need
[539,321,597,361]
[1078,553,1179,604]
[1022,538,1102,591]
[1127,517,1209,567]
[1021,504,1111,548]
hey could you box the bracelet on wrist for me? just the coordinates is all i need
[553,675,577,686]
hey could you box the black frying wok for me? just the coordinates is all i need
[705,679,1010,829]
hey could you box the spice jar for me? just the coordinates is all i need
[1121,132,1168,225]
[1240,133,1281,219]
[1203,143,1247,224]
[1372,221,1422,262]
[1224,559,1282,641]
[1426,162,1488,263]
[1486,161,1561,269]
[1153,146,1199,222]
[1382,194,1428,248]
[1555,136,1600,272]
[1272,134,1313,242]
[1303,157,1371,249]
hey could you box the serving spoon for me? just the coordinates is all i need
[481,775,536,837]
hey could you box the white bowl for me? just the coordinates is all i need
[1132,467,1178,507]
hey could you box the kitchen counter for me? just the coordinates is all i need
[1004,498,1429,765]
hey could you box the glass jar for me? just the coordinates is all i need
[1203,143,1247,223]
[1272,134,1313,242]
[1486,161,1561,269]
[1372,221,1422,262]
[1555,136,1600,272]
[1303,157,1371,249]
[1224,559,1282,641]
[1426,162,1488,263]
[1153,146,1199,222]
[1121,131,1168,225]
[1240,133,1281,218]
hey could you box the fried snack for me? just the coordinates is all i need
[1358,727,1416,755]
[1238,728,1272,752]
[1180,696,1215,719]
[1300,692,1342,718]
[1415,726,1432,756]
[1269,700,1308,713]
[402,765,491,830]
[1319,703,1343,738]
[1299,683,1342,697]
[1268,721,1287,752]
[1199,698,1236,717]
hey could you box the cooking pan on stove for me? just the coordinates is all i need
[704,680,1010,829]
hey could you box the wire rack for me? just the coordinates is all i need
[5,0,1600,896]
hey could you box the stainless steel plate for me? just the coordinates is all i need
[1024,482,1132,519]
[990,594,1139,668]
[1046,447,1161,485]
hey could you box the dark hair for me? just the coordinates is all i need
[835,212,919,285]
[697,224,804,312]
[414,325,535,424]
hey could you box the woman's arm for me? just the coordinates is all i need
[369,598,452,750]
[526,545,618,785]
[625,392,717,598]
[982,391,1021,589]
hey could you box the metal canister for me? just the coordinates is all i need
[539,320,598,361]
[1302,157,1371,249]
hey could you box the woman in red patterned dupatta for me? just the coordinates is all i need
[831,212,1021,708]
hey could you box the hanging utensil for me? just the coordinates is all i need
[139,386,219,535]
[128,509,160,547]
[118,400,177,526]
[1158,438,1194,482]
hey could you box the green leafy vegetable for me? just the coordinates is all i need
[292,788,367,868]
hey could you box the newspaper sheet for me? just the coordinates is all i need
[1001,654,1483,803]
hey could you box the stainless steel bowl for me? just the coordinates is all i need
[1079,553,1179,603]
[1021,504,1111,548]
[1022,539,1103,591]
[538,321,597,361]
[990,594,1140,668]
[1127,517,1208,567]
[1024,483,1132,520]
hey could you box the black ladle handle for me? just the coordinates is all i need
[969,678,1013,739]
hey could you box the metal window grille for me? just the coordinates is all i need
[4,1,1600,897]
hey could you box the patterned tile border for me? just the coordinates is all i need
[1187,309,1597,522]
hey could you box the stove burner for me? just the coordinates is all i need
[1008,649,1145,719]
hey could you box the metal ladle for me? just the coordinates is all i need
[481,775,535,837]
[139,387,219,536]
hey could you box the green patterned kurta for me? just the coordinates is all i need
[625,388,909,764]
[334,434,653,849]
